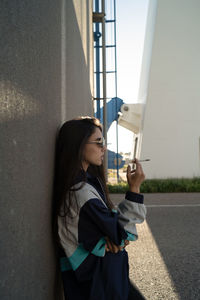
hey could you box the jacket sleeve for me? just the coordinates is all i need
[116,191,147,241]
[78,191,146,254]
[78,197,128,253]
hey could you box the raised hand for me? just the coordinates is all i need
[127,159,145,194]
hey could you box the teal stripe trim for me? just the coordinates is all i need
[60,257,71,271]
[91,237,106,257]
[126,231,137,241]
[120,239,125,247]
[112,208,118,213]
[120,231,137,248]
[60,244,89,272]
[60,232,137,272]
[60,238,107,272]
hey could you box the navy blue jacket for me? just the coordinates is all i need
[58,172,146,300]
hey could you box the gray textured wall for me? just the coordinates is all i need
[0,0,93,299]
[0,1,62,299]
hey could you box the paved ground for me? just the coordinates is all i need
[110,193,200,300]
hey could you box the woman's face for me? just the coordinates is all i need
[82,127,106,171]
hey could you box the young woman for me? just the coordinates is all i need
[53,116,146,300]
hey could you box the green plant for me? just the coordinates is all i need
[107,177,200,193]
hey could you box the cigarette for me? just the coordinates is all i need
[128,159,150,164]
[138,159,150,162]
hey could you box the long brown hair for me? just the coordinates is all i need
[53,116,113,238]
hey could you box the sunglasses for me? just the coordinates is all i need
[87,137,106,148]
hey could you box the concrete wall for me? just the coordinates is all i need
[140,0,200,178]
[0,0,93,299]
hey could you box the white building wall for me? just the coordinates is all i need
[136,0,157,158]
[140,0,200,178]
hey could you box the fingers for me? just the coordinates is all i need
[126,164,131,177]
[105,238,118,253]
[124,240,130,246]
[105,238,121,254]
[131,158,145,177]
[127,158,145,193]
[133,158,142,171]
[127,164,135,181]
[105,244,109,252]
[127,160,142,180]
[105,238,130,254]
[130,169,136,174]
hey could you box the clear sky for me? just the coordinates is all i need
[107,0,149,154]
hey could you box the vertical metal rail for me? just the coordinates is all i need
[93,0,119,181]
[113,0,119,182]
[101,0,108,178]
[94,0,101,120]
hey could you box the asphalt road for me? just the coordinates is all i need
[110,193,200,300]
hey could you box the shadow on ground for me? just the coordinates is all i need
[146,203,200,299]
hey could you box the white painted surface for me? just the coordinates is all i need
[140,0,200,178]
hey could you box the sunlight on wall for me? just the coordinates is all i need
[0,81,40,122]
[128,220,180,300]
[73,0,91,66]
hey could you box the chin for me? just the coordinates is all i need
[93,161,102,166]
